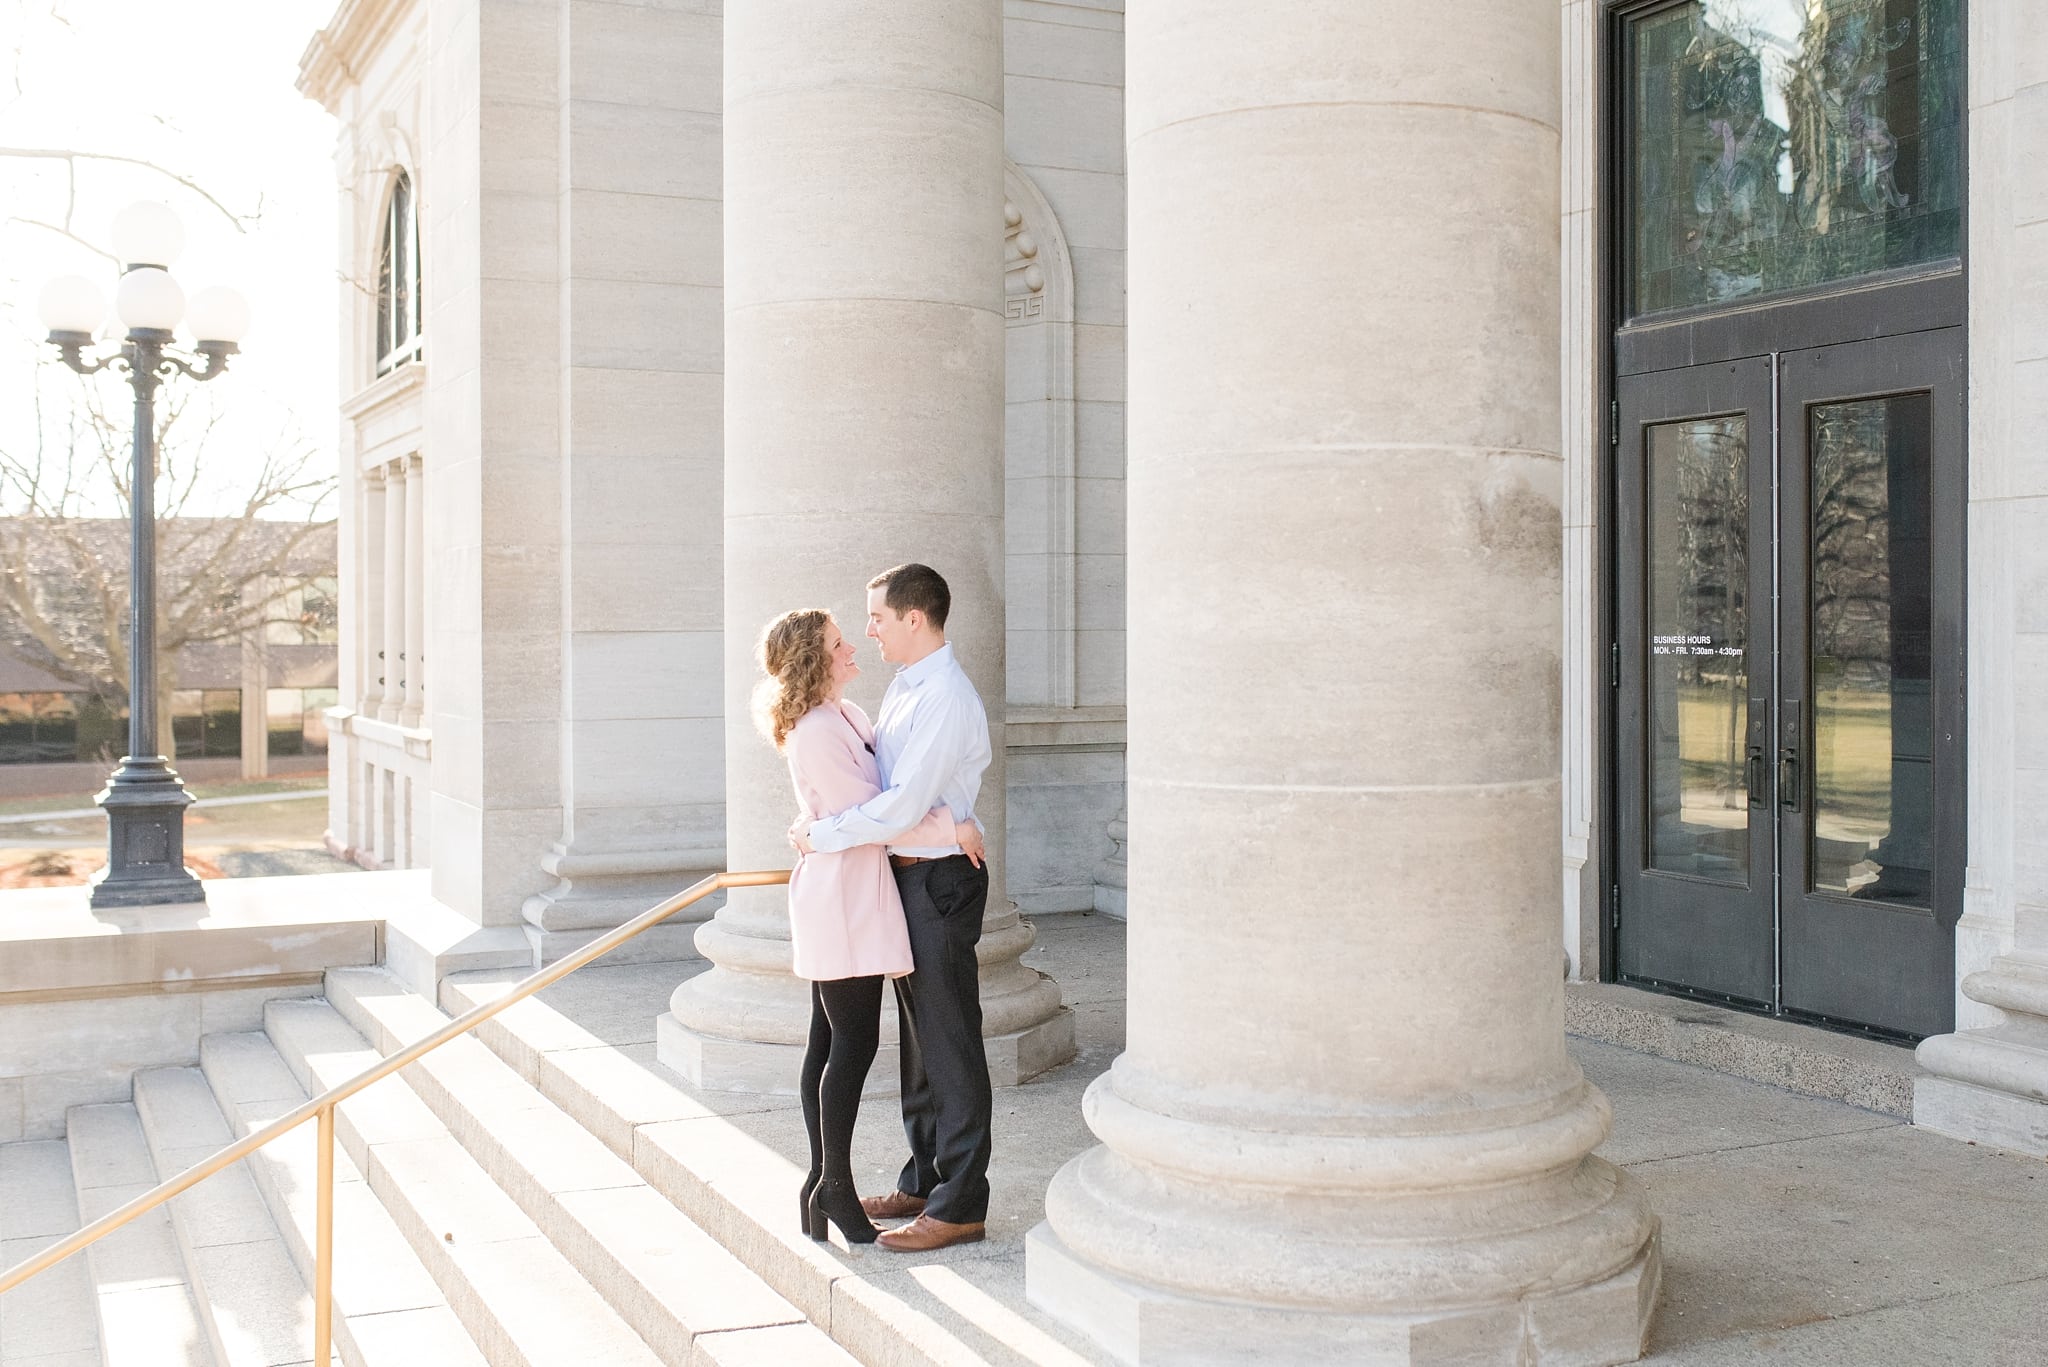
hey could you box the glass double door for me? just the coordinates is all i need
[1615,330,1963,1039]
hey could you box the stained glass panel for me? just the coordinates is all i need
[1628,0,1962,316]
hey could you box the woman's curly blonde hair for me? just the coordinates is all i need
[754,608,836,750]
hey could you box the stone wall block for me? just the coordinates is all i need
[567,0,722,113]
[1005,75,1125,174]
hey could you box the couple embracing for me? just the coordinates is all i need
[755,562,993,1253]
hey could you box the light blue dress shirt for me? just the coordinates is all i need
[805,642,990,857]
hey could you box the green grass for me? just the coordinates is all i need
[0,772,325,818]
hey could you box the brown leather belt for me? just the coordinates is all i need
[889,854,937,868]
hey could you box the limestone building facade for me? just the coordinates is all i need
[293,0,2048,1359]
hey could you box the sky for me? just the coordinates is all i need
[0,0,341,518]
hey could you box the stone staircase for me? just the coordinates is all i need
[0,966,876,1367]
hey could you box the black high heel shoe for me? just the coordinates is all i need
[807,1178,878,1245]
[800,1170,823,1240]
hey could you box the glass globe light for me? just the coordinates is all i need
[115,267,186,332]
[111,201,185,269]
[37,275,107,337]
[185,286,251,346]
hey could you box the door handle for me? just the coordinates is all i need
[1779,700,1801,813]
[1746,746,1766,808]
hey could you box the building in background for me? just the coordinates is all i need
[0,518,336,795]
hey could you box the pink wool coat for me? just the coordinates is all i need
[784,699,949,982]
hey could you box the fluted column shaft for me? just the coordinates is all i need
[378,458,407,724]
[658,0,1072,1092]
[1026,5,1658,1363]
[360,466,387,719]
[402,454,426,727]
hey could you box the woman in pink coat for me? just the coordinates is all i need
[755,608,983,1245]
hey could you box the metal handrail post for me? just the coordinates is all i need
[315,1103,335,1363]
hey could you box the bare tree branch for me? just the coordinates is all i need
[0,147,255,232]
[2,215,119,265]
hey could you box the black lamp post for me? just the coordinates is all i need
[36,201,251,909]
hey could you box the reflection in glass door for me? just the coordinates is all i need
[1646,416,1753,885]
[1808,393,1934,904]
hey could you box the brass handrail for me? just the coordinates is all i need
[0,868,791,1363]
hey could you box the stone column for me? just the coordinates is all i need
[1025,5,1660,1364]
[421,0,566,941]
[520,0,728,966]
[402,453,426,728]
[1912,0,2048,1158]
[658,0,1072,1092]
[378,458,407,723]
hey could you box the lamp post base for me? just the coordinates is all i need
[90,756,203,909]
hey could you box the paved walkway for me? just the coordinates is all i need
[525,911,2048,1365]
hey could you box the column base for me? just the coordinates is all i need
[1914,1077,2048,1158]
[380,884,534,1001]
[990,1004,1077,1086]
[656,1010,899,1096]
[522,842,725,966]
[655,1005,1078,1093]
[1914,957,2048,1157]
[1026,1222,1660,1367]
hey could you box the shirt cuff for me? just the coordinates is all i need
[806,818,852,854]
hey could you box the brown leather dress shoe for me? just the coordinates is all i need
[860,1190,926,1221]
[876,1213,986,1253]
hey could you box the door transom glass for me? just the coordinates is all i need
[1627,0,1963,318]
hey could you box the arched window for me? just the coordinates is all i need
[375,170,421,373]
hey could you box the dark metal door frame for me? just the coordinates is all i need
[1614,358,1777,1007]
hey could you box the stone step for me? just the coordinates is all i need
[255,995,668,1367]
[194,1032,486,1367]
[0,1138,101,1364]
[438,964,1106,1367]
[1564,981,1918,1116]
[314,970,851,1366]
[131,1067,332,1367]
[62,1103,215,1366]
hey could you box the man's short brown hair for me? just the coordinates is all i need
[867,562,951,631]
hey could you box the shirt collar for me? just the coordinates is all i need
[894,641,955,690]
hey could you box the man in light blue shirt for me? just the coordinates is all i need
[791,562,994,1251]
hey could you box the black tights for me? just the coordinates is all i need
[800,975,884,1190]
